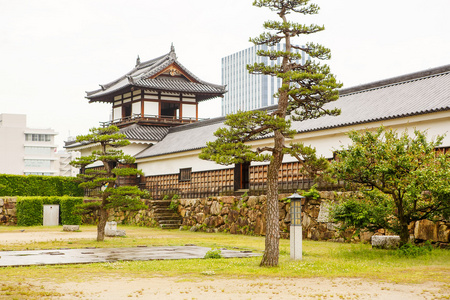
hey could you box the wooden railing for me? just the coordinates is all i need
[100,114,208,127]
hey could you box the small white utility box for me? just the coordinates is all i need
[43,205,59,226]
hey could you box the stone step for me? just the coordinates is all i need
[159,219,182,224]
[154,208,175,213]
[149,200,172,206]
[154,217,181,223]
[151,199,181,230]
[154,213,180,218]
[160,223,181,229]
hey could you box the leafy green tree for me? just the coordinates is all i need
[200,0,341,266]
[70,126,147,241]
[331,127,450,246]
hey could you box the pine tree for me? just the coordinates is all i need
[200,0,341,266]
[70,126,147,241]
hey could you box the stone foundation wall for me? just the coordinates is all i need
[80,199,156,227]
[0,197,17,225]
[177,192,342,240]
[176,192,450,247]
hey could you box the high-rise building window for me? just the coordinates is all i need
[221,44,307,116]
[24,159,51,168]
[25,134,51,142]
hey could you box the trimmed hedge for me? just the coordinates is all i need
[16,198,43,226]
[0,175,83,197]
[16,196,83,226]
[60,197,83,225]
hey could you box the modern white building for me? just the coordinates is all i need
[221,44,307,115]
[0,114,77,176]
[57,150,80,177]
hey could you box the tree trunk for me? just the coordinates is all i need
[97,206,108,242]
[396,198,409,246]
[398,220,410,246]
[260,131,284,267]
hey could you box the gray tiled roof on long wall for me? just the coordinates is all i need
[135,65,450,159]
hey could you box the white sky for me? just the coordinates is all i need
[1,0,449,150]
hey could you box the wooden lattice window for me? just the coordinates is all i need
[179,168,192,182]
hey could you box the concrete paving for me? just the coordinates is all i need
[0,246,261,267]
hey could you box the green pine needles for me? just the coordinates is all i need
[70,126,147,241]
[200,0,342,267]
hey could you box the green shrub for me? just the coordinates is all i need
[396,242,433,258]
[298,184,321,200]
[204,248,222,259]
[16,197,44,226]
[60,197,83,225]
[0,174,83,197]
[169,194,179,212]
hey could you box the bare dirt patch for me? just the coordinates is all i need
[44,276,449,299]
[0,229,97,245]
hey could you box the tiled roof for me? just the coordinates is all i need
[65,124,167,149]
[135,65,450,159]
[120,124,169,142]
[134,78,226,95]
[290,65,450,133]
[86,45,226,101]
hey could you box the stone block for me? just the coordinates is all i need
[210,201,221,215]
[63,225,80,231]
[0,199,4,206]
[195,213,205,223]
[360,231,374,243]
[317,201,332,223]
[221,206,229,215]
[247,196,258,208]
[221,196,236,204]
[254,216,265,235]
[105,221,126,237]
[248,209,258,222]
[371,235,400,249]
[105,229,126,237]
[438,225,450,243]
[326,222,339,231]
[414,219,438,241]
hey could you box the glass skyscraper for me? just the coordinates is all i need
[221,44,306,116]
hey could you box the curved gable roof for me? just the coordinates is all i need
[86,45,226,102]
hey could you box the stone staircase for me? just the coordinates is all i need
[150,199,182,229]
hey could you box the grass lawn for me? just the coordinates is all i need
[0,225,449,285]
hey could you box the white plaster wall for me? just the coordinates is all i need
[182,104,196,119]
[113,107,121,120]
[144,101,159,116]
[137,150,228,176]
[132,102,141,115]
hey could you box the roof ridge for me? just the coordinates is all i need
[340,64,450,96]
[86,51,172,96]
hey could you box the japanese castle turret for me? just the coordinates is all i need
[65,45,226,157]
[86,45,226,128]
